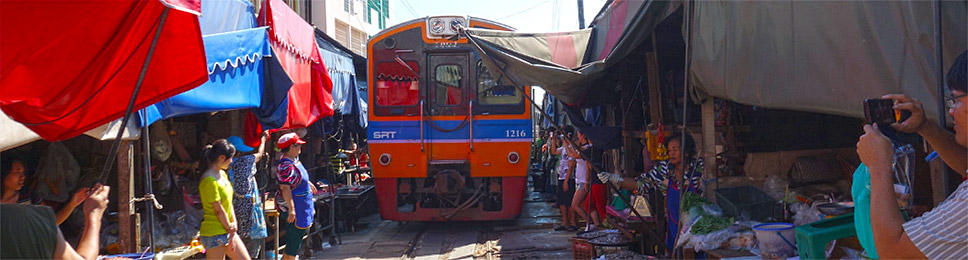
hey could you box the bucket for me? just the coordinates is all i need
[753,222,797,259]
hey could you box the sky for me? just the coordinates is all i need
[380,0,609,34]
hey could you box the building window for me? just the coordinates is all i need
[335,20,350,49]
[351,28,366,55]
[344,0,351,12]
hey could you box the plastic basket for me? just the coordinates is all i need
[715,186,780,221]
[569,237,596,260]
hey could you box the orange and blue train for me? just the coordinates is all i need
[367,16,532,221]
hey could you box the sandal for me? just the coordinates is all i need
[567,226,579,232]
[554,225,567,231]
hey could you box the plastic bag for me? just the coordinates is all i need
[852,164,878,259]
[687,225,752,252]
[702,203,724,217]
[763,175,789,201]
[32,142,80,203]
[791,202,822,226]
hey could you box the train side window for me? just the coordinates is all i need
[434,64,463,106]
[375,61,420,113]
[476,61,522,105]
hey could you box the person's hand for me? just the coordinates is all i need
[287,210,296,223]
[310,183,319,194]
[857,124,895,177]
[69,187,90,207]
[226,222,238,234]
[82,184,110,216]
[563,183,569,192]
[226,232,236,251]
[598,172,622,185]
[882,94,928,133]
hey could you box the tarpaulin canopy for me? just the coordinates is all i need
[138,0,281,127]
[689,0,967,120]
[258,0,334,129]
[0,0,207,141]
[316,29,368,132]
[464,0,678,106]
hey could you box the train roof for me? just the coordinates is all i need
[369,16,515,42]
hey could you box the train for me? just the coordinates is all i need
[366,16,532,221]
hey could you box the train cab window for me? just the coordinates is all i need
[374,61,420,115]
[475,61,525,114]
[477,61,522,105]
[434,64,463,106]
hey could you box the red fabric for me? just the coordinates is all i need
[0,0,207,141]
[446,86,461,105]
[242,111,264,148]
[586,183,607,220]
[158,0,201,15]
[258,0,333,129]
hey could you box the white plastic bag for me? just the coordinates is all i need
[32,142,80,203]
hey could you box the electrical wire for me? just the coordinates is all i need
[495,0,554,21]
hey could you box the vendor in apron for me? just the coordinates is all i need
[597,133,704,252]
[275,133,318,260]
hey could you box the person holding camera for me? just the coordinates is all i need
[548,126,578,231]
[856,51,968,259]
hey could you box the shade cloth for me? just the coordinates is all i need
[0,0,207,141]
[689,0,967,120]
[258,0,334,129]
[464,0,678,106]
[197,0,255,34]
[139,27,272,127]
[316,30,368,132]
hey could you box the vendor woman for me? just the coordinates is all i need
[2,156,90,225]
[598,133,704,252]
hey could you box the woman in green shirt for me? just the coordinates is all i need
[198,139,250,260]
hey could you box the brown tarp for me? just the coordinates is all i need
[464,0,679,106]
[689,1,967,120]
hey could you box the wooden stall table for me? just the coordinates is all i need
[264,199,282,258]
[265,191,339,258]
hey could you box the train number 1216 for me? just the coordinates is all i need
[505,130,528,138]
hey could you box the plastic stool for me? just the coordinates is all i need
[794,213,856,259]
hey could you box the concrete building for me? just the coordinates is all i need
[311,0,389,57]
[249,0,389,57]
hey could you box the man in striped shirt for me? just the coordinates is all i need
[857,51,968,259]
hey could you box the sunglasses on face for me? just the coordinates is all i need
[945,93,968,109]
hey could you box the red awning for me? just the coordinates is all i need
[0,0,207,141]
[259,0,334,129]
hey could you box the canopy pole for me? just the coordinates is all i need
[673,0,694,258]
[97,8,170,186]
[462,28,666,252]
[141,115,155,253]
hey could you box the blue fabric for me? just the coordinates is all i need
[198,0,256,35]
[852,163,879,259]
[139,27,270,127]
[291,160,314,229]
[543,94,558,128]
[317,34,367,132]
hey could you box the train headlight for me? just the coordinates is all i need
[379,153,391,165]
[507,152,520,164]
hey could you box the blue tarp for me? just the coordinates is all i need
[139,0,292,127]
[316,30,368,133]
[198,0,256,34]
[140,27,271,126]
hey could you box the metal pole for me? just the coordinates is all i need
[577,0,586,29]
[97,8,170,186]
[141,117,155,252]
[674,1,694,258]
